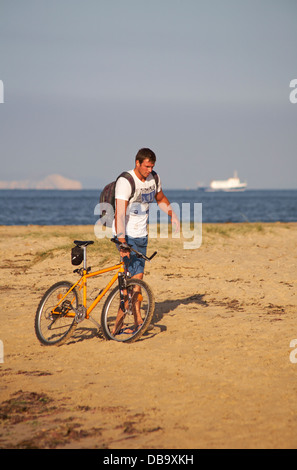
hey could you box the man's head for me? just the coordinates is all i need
[135,148,156,165]
[134,148,156,181]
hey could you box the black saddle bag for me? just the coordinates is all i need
[71,246,83,265]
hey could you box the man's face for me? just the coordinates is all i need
[136,158,155,180]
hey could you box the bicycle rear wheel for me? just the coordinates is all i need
[101,278,155,343]
[35,281,80,346]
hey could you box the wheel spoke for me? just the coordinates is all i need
[35,282,80,346]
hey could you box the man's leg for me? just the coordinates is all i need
[126,237,147,331]
[111,275,143,335]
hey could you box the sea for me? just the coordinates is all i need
[0,189,296,226]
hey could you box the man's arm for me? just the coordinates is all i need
[155,190,180,233]
[115,198,130,256]
[114,174,132,253]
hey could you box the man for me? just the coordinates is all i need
[112,148,179,334]
[114,147,179,277]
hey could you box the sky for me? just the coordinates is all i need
[0,0,297,189]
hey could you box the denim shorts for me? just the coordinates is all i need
[122,235,148,277]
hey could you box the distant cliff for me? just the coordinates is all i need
[0,174,82,190]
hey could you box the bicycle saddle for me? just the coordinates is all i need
[73,240,94,247]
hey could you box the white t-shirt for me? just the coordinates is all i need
[114,170,162,237]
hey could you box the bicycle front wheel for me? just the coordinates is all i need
[101,278,155,343]
[35,281,80,346]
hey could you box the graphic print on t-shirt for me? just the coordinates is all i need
[140,184,156,204]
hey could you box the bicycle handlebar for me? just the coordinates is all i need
[111,237,157,262]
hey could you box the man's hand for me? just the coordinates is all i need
[170,211,180,234]
[118,238,130,258]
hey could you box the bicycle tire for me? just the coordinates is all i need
[101,278,155,343]
[35,281,81,346]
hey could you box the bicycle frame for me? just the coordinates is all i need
[52,261,125,319]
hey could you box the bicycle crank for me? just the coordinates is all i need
[73,304,86,323]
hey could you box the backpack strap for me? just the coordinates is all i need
[151,170,160,193]
[116,171,136,201]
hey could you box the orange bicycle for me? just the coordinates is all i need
[35,238,156,345]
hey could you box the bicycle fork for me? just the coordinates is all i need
[118,272,128,313]
[118,273,142,316]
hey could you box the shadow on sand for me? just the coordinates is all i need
[66,293,208,344]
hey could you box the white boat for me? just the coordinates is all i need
[208,171,247,192]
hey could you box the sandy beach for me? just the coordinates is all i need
[0,222,297,449]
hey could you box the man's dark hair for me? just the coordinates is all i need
[135,148,156,164]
